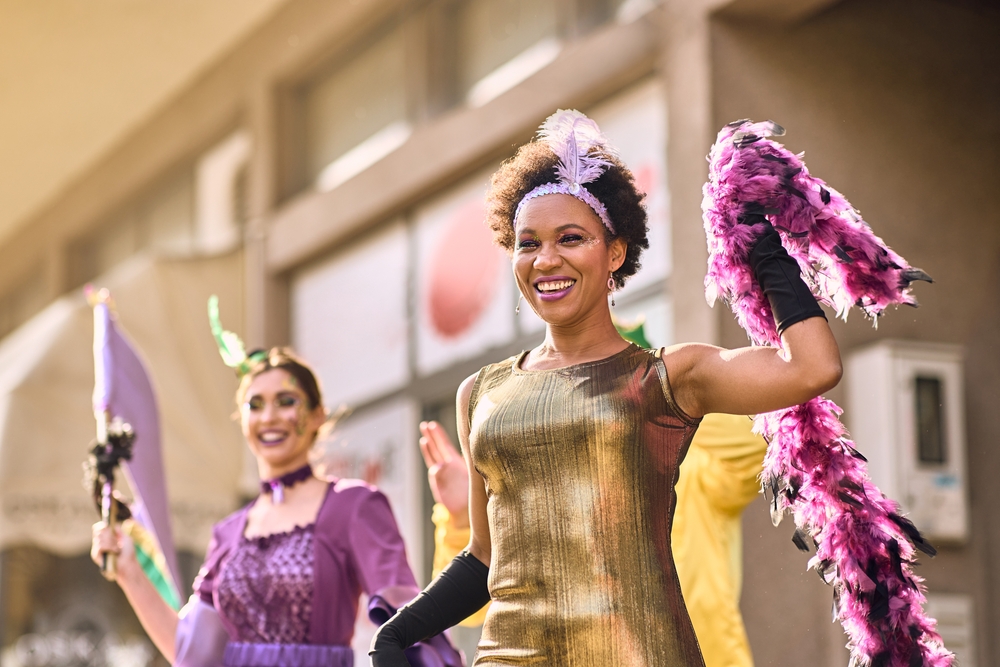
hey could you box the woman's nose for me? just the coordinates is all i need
[533,243,561,270]
[260,401,279,421]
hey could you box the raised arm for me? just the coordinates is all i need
[667,221,842,419]
[91,522,179,662]
[667,316,841,418]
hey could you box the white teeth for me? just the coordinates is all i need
[536,279,575,292]
[260,432,287,443]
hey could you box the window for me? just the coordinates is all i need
[291,221,410,409]
[303,27,410,192]
[915,376,946,464]
[455,0,561,106]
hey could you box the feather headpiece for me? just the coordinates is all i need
[514,110,617,232]
[208,295,266,377]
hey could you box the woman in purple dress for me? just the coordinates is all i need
[92,348,459,667]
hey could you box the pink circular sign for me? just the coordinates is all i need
[426,197,501,338]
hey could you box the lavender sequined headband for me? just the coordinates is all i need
[513,110,617,233]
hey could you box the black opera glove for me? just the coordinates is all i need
[370,550,491,667]
[745,215,826,334]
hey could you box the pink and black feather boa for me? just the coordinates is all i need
[702,120,949,667]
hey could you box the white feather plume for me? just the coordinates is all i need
[537,110,614,187]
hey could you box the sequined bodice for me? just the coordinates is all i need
[468,345,705,666]
[216,524,315,644]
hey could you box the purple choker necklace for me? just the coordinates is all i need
[260,464,313,505]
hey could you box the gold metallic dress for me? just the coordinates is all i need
[467,344,705,666]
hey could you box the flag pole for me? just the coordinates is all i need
[89,286,119,581]
[96,407,118,580]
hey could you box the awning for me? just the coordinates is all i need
[0,252,249,556]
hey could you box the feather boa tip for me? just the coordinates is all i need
[702,119,932,336]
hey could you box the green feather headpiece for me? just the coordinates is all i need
[208,295,267,377]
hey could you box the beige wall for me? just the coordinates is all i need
[712,1,1000,664]
[0,0,292,246]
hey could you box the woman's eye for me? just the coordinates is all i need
[277,396,300,408]
[559,234,584,244]
[246,397,264,411]
[516,239,539,250]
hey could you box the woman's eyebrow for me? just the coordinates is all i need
[519,223,588,236]
[245,390,300,400]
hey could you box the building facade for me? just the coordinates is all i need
[0,0,996,665]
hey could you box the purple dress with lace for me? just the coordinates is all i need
[173,478,462,667]
[216,525,315,644]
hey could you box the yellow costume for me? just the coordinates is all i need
[671,413,765,667]
[433,411,765,667]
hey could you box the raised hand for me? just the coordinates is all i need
[418,421,470,528]
[90,521,138,579]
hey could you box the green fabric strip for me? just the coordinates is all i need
[134,543,181,610]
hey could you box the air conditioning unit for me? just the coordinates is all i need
[924,593,976,667]
[845,340,968,543]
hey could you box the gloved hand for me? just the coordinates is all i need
[370,551,490,667]
[743,212,826,334]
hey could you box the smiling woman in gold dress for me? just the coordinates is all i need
[370,110,842,667]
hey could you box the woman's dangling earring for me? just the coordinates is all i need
[516,293,523,315]
[607,276,616,307]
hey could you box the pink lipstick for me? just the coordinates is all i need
[534,276,577,301]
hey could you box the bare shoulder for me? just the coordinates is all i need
[457,371,480,409]
[660,343,727,420]
[456,371,480,432]
[660,342,720,378]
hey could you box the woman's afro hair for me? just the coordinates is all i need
[485,141,649,289]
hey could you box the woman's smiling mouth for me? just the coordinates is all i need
[258,429,290,447]
[535,277,576,301]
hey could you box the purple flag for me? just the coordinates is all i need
[93,300,181,604]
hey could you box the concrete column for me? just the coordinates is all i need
[244,81,289,349]
[660,1,719,345]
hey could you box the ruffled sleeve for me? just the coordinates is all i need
[345,486,465,667]
[348,489,420,599]
[175,597,229,667]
